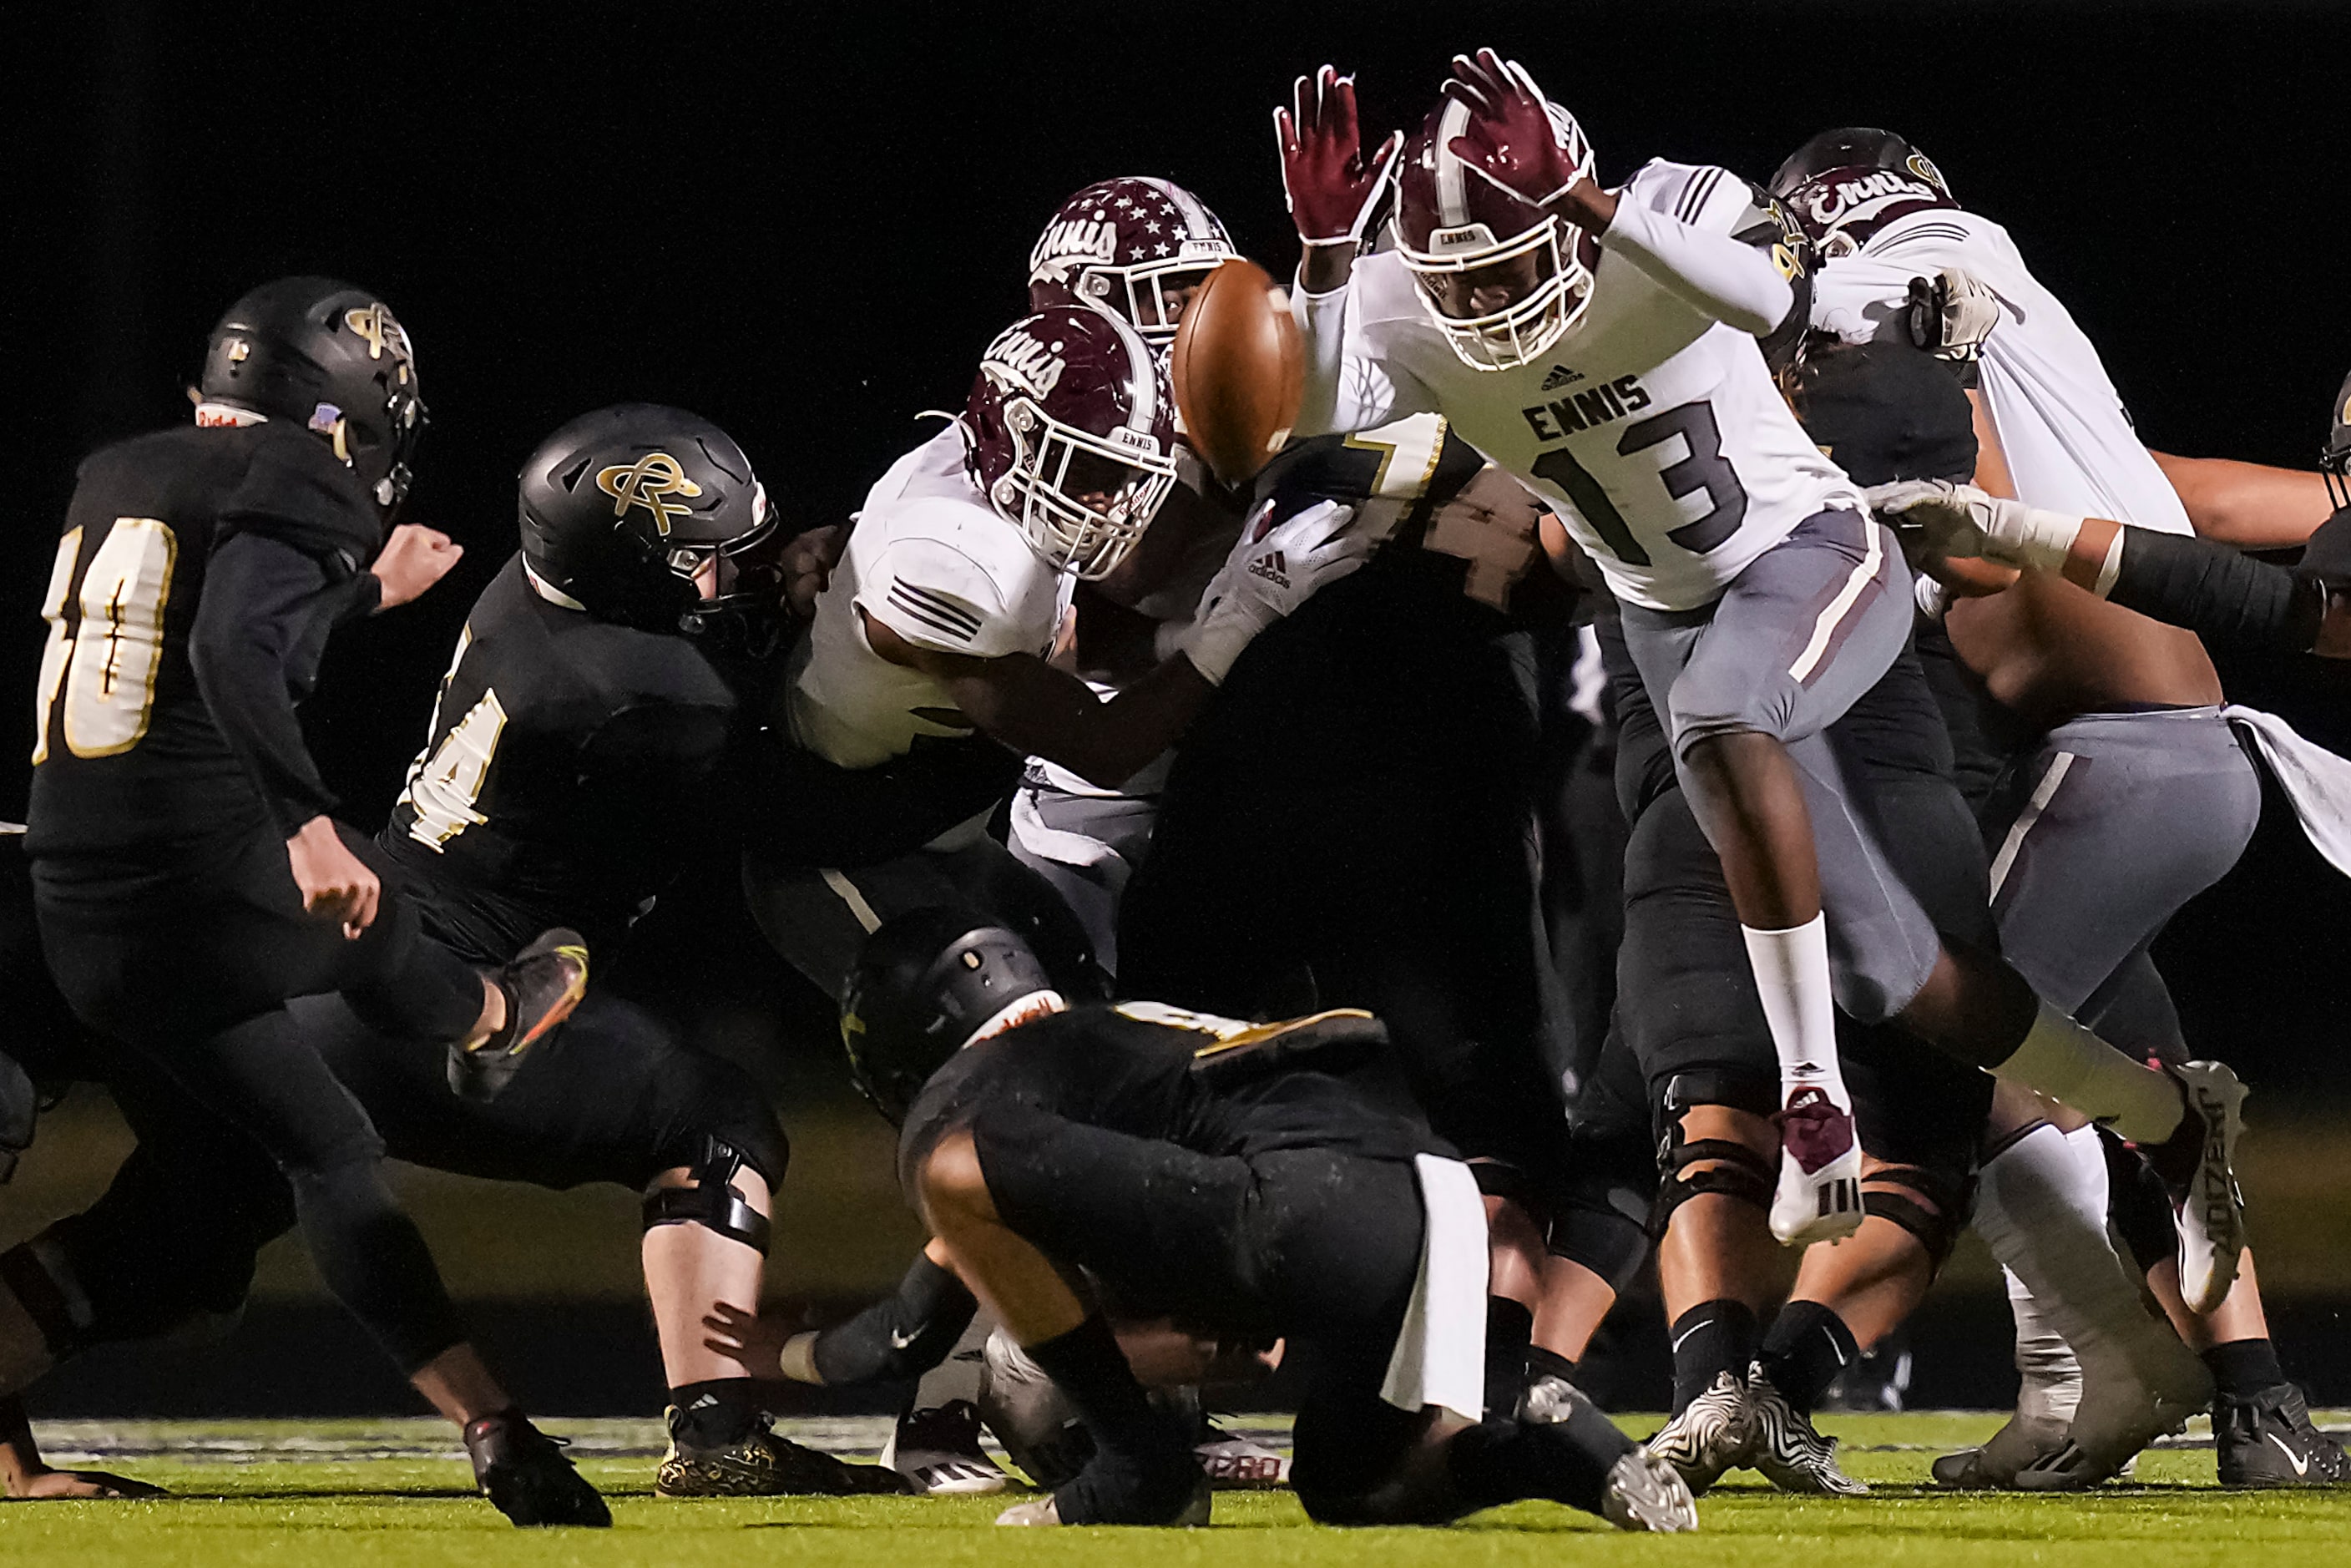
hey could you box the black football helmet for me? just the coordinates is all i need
[516,404,785,650]
[199,276,427,515]
[1769,128,1954,258]
[2323,368,2351,513]
[839,909,1057,1125]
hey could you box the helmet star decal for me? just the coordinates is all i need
[596,453,705,536]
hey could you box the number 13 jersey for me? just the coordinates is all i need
[1302,159,1864,611]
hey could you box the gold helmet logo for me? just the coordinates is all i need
[596,453,704,536]
[344,303,415,366]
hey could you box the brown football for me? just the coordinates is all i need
[1170,257,1303,485]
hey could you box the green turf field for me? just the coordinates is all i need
[5,1413,2348,1567]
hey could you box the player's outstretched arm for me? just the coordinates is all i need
[2151,452,2337,549]
[867,503,1375,789]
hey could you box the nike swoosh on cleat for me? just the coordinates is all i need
[2268,1433,2312,1477]
[888,1327,920,1350]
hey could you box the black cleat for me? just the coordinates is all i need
[2216,1383,2349,1488]
[463,1411,610,1527]
[657,1409,911,1497]
[449,928,589,1103]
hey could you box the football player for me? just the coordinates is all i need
[743,304,1368,1004]
[16,279,603,1525]
[837,910,1697,1531]
[0,406,976,1501]
[1276,54,2245,1307]
[1783,131,2343,1488]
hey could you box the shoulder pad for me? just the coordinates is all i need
[853,505,1034,657]
[219,425,382,572]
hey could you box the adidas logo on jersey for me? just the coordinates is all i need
[1540,364,1583,391]
[1246,549,1290,589]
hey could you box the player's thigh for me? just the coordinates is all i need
[1985,708,2260,1012]
[741,847,973,1000]
[1637,510,1912,754]
[1784,730,1944,1022]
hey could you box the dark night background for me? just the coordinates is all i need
[7,2,2350,1413]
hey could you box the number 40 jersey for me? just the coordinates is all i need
[1299,159,1864,612]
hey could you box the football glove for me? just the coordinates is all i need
[1867,479,2087,575]
[1905,267,2001,362]
[1441,48,1585,210]
[1181,498,1372,684]
[1274,66,1403,247]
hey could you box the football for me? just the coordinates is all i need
[1170,257,1303,485]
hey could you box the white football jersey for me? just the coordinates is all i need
[1299,159,1865,611]
[788,424,1072,768]
[1812,207,2192,536]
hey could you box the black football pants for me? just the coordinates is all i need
[33,822,482,1374]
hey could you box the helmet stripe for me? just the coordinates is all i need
[1433,98,1474,230]
[1101,311,1157,434]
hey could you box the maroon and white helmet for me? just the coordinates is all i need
[1027,178,1236,346]
[964,306,1178,579]
[1396,94,1598,370]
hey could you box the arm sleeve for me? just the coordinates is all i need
[2106,525,2323,654]
[1292,276,1433,437]
[188,532,349,836]
[1600,165,1797,337]
[807,1252,978,1386]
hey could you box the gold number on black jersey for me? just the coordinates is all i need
[32,518,179,764]
[399,670,509,850]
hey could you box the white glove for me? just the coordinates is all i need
[1181,498,1373,684]
[1866,479,2086,574]
[1905,267,2000,362]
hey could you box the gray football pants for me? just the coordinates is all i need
[1984,706,2259,1023]
[1007,780,1159,979]
[1618,508,1942,1023]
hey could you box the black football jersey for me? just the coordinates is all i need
[379,555,745,963]
[26,422,383,856]
[896,1003,1437,1195]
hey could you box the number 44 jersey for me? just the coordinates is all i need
[1301,159,1864,612]
[27,421,387,857]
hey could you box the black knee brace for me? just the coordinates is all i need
[1859,1163,1974,1277]
[1647,1135,1775,1238]
[643,1135,772,1254]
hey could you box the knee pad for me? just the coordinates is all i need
[1547,1196,1652,1294]
[643,1135,773,1255]
[1859,1162,1974,1277]
[1647,1128,1776,1240]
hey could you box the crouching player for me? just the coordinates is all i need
[830,910,1697,1530]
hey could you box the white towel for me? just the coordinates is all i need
[1379,1153,1490,1426]
[2224,706,2351,878]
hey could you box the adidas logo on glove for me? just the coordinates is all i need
[1246,549,1291,589]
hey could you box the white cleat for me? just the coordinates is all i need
[1601,1447,1700,1532]
[1769,1085,1865,1246]
[882,1398,1011,1495]
[1646,1372,1754,1495]
[2166,1060,2248,1315]
[1747,1364,1868,1496]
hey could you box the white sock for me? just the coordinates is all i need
[1741,914,1849,1105]
[2003,1265,2083,1429]
[1994,1003,2182,1144]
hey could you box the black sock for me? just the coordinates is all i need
[1020,1315,1191,1521]
[668,1378,761,1448]
[1527,1345,1578,1386]
[1758,1301,1858,1415]
[1449,1390,1635,1515]
[1669,1300,1757,1414]
[2203,1338,2287,1399]
[1484,1297,1535,1418]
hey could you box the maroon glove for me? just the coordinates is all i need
[1441,48,1587,210]
[1272,64,1403,245]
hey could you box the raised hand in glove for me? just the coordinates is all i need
[1181,498,1373,684]
[1274,65,1403,248]
[1867,478,2090,575]
[1440,48,1590,210]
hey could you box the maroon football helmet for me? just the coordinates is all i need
[964,306,1178,579]
[1028,177,1236,346]
[1768,129,1954,259]
[1395,94,1597,371]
